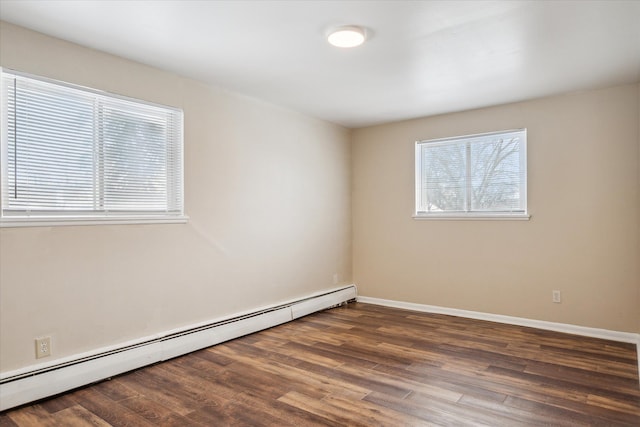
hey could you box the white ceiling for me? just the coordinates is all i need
[1,0,639,128]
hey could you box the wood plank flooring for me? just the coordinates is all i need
[1,302,639,426]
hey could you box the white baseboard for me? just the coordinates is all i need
[0,285,356,411]
[357,296,640,344]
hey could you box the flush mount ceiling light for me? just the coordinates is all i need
[327,26,366,48]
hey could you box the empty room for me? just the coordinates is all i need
[0,0,639,425]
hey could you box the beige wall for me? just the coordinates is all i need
[353,84,640,333]
[0,22,352,373]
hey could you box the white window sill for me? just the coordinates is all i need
[0,215,189,228]
[413,213,530,221]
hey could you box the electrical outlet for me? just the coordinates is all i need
[552,290,561,304]
[333,273,339,285]
[35,337,51,359]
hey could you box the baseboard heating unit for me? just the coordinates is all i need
[0,285,357,411]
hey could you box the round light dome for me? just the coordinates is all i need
[327,26,366,48]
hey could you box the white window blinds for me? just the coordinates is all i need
[415,129,527,218]
[1,70,184,224]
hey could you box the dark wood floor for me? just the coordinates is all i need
[1,302,639,426]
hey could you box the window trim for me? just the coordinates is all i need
[414,129,530,221]
[0,68,187,228]
[0,215,188,228]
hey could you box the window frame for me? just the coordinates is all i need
[0,69,187,228]
[414,129,530,221]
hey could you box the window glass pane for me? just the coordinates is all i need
[422,143,466,212]
[6,78,95,211]
[101,105,168,212]
[469,134,523,211]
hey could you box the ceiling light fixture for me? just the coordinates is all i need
[327,26,366,48]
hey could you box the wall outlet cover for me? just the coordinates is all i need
[35,337,51,359]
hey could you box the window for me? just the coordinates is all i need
[1,69,185,227]
[415,129,528,219]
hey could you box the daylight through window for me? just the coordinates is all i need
[415,129,528,219]
[1,70,184,226]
